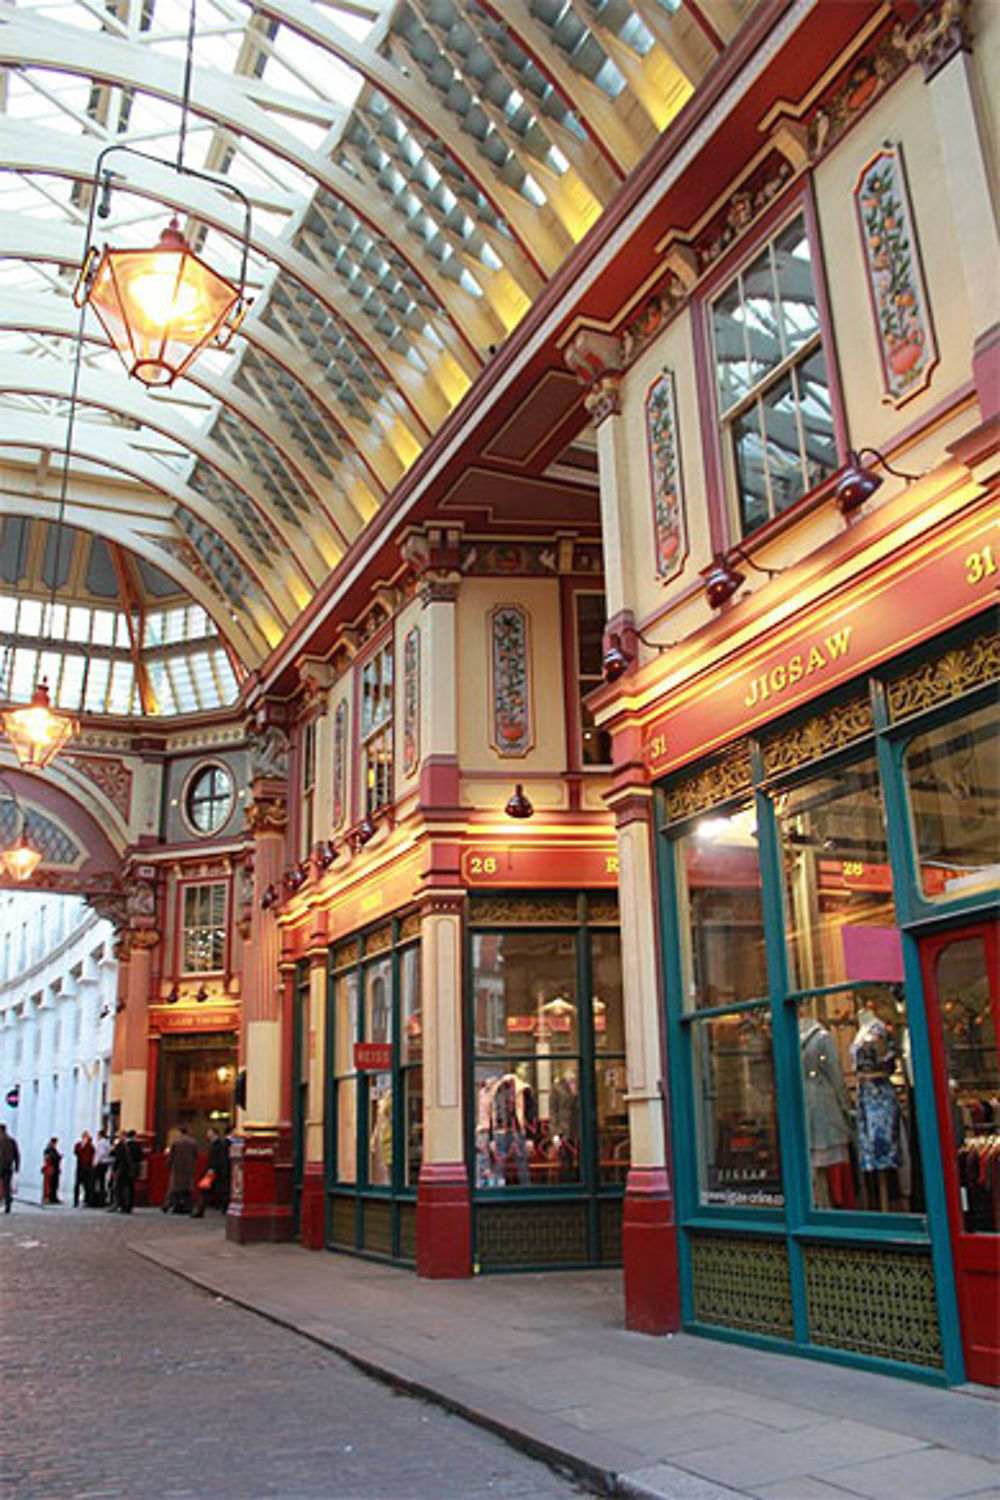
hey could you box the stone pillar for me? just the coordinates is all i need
[416,892,470,1278]
[227,742,293,1243]
[905,1,999,417]
[119,931,157,1133]
[610,779,680,1334]
[299,909,329,1250]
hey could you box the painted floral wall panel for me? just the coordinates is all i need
[490,605,532,757]
[403,627,420,777]
[854,144,938,406]
[332,699,347,828]
[646,369,688,580]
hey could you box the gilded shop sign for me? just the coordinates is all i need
[639,502,996,779]
[743,626,852,708]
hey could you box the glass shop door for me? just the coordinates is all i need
[920,922,1000,1386]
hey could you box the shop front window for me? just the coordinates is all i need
[675,806,766,1010]
[693,1010,783,1207]
[797,983,921,1216]
[333,970,358,1184]
[592,932,629,1184]
[904,703,999,903]
[934,935,998,1233]
[329,924,422,1198]
[775,755,897,991]
[400,944,422,1187]
[470,914,626,1192]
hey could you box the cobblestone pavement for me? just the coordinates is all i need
[0,1205,598,1500]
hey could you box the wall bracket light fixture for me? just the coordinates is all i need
[836,448,921,516]
[504,783,534,819]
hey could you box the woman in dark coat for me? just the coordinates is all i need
[42,1138,62,1204]
[164,1124,198,1214]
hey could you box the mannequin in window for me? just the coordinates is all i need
[799,1014,853,1209]
[549,1068,579,1182]
[482,1066,536,1185]
[851,1004,900,1213]
[369,1080,392,1186]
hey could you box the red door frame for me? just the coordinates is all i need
[919,920,1000,1387]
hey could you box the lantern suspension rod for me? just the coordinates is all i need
[177,0,198,175]
[44,284,91,641]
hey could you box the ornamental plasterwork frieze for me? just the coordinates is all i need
[761,695,874,778]
[168,724,245,752]
[665,742,753,823]
[62,754,132,820]
[897,0,971,80]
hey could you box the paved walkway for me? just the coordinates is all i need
[134,1220,1000,1500]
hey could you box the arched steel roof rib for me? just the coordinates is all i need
[0,379,298,640]
[0,11,547,333]
[0,274,361,562]
[0,353,318,608]
[0,120,465,444]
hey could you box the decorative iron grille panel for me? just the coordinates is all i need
[398,1202,417,1263]
[689,1233,794,1338]
[330,1194,356,1249]
[599,1199,623,1264]
[362,1199,393,1257]
[477,1203,589,1267]
[804,1243,942,1367]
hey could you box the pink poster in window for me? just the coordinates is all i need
[841,925,904,983]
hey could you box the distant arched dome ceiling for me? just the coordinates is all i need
[0,0,748,689]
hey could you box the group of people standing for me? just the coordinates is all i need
[0,1119,230,1215]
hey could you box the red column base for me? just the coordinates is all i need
[623,1166,681,1335]
[299,1164,326,1250]
[226,1128,294,1244]
[417,1162,471,1278]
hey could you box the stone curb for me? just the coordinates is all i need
[131,1241,752,1500]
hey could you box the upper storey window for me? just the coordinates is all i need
[711,214,838,536]
[361,642,393,816]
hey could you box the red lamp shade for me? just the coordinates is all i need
[82,219,244,388]
[1,680,77,771]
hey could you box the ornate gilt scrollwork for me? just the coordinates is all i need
[665,742,752,823]
[887,630,999,721]
[761,694,873,777]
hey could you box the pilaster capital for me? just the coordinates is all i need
[245,790,288,836]
[897,0,971,80]
[584,373,623,425]
[400,523,464,601]
[419,890,466,920]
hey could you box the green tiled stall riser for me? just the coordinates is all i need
[477,1203,590,1267]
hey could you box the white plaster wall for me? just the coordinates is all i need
[0,893,116,1203]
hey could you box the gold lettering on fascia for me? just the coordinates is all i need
[743,627,853,710]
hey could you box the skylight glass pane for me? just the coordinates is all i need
[84,658,110,714]
[109,661,134,715]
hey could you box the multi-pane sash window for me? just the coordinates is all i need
[711,214,838,536]
[361,643,393,816]
[182,882,226,973]
[575,593,612,766]
[300,718,316,858]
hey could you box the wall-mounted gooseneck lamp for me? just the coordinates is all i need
[836,448,921,516]
[602,624,678,684]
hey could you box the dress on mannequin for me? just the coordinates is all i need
[799,1016,853,1207]
[851,1007,900,1211]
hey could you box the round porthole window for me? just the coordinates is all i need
[185,762,234,835]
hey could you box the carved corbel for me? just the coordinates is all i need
[898,0,971,80]
[245,791,288,837]
[584,373,623,426]
[564,328,622,387]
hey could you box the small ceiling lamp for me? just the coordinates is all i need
[195,983,208,1003]
[355,812,377,848]
[505,783,534,819]
[836,447,921,516]
[74,0,252,390]
[0,779,42,883]
[1,680,76,772]
[166,984,180,1005]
